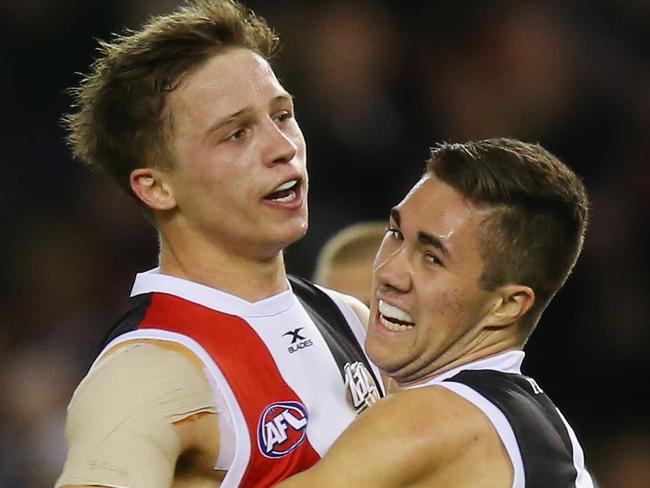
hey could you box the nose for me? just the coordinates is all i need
[374,243,411,295]
[262,118,298,166]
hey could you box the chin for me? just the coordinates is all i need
[275,220,309,250]
[364,333,388,370]
[290,210,309,236]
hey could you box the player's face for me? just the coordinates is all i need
[366,174,498,385]
[165,48,308,259]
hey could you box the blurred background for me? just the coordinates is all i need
[1,0,648,486]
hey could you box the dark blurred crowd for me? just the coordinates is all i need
[1,0,648,486]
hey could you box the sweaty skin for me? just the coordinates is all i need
[275,174,531,487]
[59,291,370,488]
[276,385,513,488]
[60,46,308,488]
[56,341,222,488]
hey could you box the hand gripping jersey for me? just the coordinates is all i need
[96,269,384,488]
[407,351,596,488]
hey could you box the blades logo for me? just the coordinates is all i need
[283,327,313,353]
[257,401,309,458]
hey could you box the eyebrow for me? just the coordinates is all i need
[390,208,451,258]
[390,208,401,226]
[204,107,251,138]
[204,94,294,138]
[417,231,451,258]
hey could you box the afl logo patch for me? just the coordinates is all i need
[258,401,309,458]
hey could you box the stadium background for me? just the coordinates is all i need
[1,0,648,486]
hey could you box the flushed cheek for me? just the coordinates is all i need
[428,288,489,337]
[422,288,463,317]
[413,291,472,341]
[442,294,466,319]
[366,321,416,362]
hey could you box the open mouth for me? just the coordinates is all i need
[378,300,415,332]
[264,178,300,203]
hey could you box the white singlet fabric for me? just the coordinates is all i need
[93,268,384,488]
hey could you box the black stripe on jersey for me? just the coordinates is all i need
[445,369,582,488]
[288,275,383,397]
[97,293,153,354]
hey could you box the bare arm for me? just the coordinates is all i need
[275,386,512,488]
[56,342,220,488]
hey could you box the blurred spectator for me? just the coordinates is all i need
[313,221,386,305]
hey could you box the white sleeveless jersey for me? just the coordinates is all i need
[96,269,384,487]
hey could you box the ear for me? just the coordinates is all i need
[485,284,535,328]
[130,168,177,211]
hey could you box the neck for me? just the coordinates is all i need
[157,231,289,303]
[396,330,523,389]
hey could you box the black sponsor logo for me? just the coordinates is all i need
[283,327,313,354]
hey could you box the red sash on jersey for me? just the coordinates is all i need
[140,292,321,487]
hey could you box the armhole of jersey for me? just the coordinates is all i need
[96,329,250,486]
[436,381,525,488]
[316,285,386,396]
[555,408,596,488]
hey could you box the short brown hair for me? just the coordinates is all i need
[427,138,589,328]
[63,0,278,194]
[313,222,387,284]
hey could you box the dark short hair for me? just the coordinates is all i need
[427,138,589,328]
[63,0,278,194]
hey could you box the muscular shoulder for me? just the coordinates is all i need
[395,386,503,455]
[56,342,218,488]
[280,385,509,488]
[366,387,498,465]
[73,342,215,418]
[369,386,512,486]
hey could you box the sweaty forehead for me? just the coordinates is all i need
[397,175,487,246]
[190,48,277,90]
[168,48,284,124]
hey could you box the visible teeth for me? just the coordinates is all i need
[273,179,298,192]
[272,190,296,203]
[379,300,413,323]
[378,300,414,332]
[380,316,414,332]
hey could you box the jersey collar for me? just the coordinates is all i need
[130,267,296,318]
[407,350,526,389]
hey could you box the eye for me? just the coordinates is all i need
[273,110,293,124]
[386,227,403,240]
[424,252,443,267]
[225,127,248,141]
